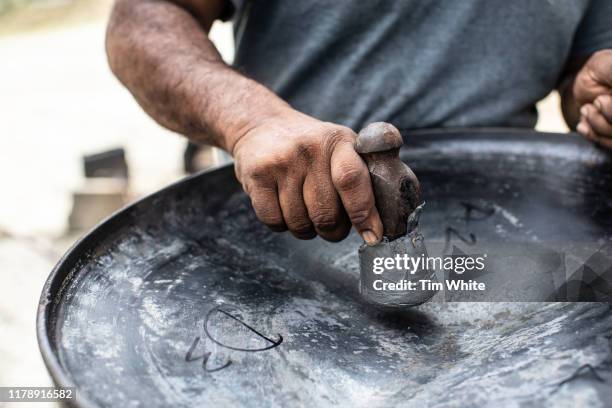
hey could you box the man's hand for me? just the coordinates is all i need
[570,50,612,148]
[232,110,383,244]
[106,0,382,244]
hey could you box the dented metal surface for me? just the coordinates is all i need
[38,130,612,407]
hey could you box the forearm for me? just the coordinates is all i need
[106,0,292,152]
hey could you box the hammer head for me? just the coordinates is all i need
[356,123,438,307]
[358,205,438,307]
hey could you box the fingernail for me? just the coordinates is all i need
[577,122,588,134]
[580,105,588,116]
[361,230,379,246]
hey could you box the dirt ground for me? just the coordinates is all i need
[0,0,568,405]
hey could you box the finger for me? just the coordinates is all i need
[594,94,612,123]
[582,103,612,138]
[278,175,316,239]
[577,118,597,141]
[577,119,612,150]
[589,50,612,88]
[330,140,383,246]
[303,171,351,242]
[248,182,287,232]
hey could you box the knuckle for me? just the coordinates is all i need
[254,206,281,225]
[258,216,284,230]
[247,162,271,180]
[248,157,283,180]
[249,181,277,197]
[251,197,282,227]
[348,208,371,226]
[321,125,356,151]
[333,166,366,191]
[294,140,316,161]
[276,142,299,162]
[328,124,356,138]
[247,142,302,179]
[599,98,612,117]
[286,216,313,233]
[310,209,339,230]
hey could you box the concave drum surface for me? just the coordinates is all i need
[38,129,612,407]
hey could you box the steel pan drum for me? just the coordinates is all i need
[38,129,612,407]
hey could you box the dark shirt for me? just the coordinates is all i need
[230,0,612,131]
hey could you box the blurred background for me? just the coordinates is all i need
[0,0,568,404]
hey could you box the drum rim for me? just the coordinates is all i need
[36,128,600,407]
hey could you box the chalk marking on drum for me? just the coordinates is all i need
[203,306,283,352]
[185,336,232,372]
[551,364,606,394]
[460,201,495,222]
[443,227,477,254]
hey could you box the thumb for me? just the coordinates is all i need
[576,50,612,105]
[330,140,383,245]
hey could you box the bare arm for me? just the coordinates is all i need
[105,0,384,244]
[106,0,291,151]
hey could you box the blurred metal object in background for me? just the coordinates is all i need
[83,148,128,179]
[68,148,128,232]
[184,142,232,174]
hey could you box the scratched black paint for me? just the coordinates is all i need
[39,130,612,407]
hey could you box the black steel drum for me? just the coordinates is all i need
[38,129,612,407]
